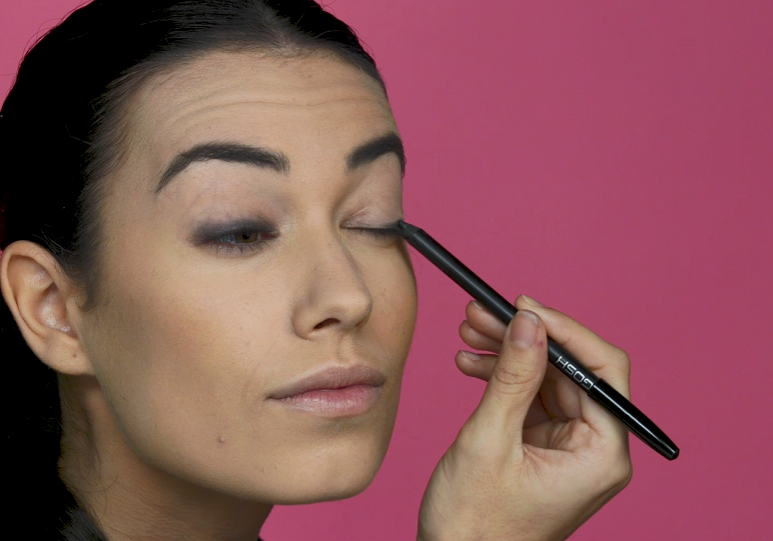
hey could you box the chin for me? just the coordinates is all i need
[271,470,378,505]
[262,435,391,505]
[284,440,386,505]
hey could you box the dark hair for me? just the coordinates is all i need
[0,1,384,538]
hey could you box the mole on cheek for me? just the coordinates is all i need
[218,436,226,444]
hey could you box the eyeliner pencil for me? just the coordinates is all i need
[392,219,679,461]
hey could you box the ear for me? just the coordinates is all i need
[0,241,95,375]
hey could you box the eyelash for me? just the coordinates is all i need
[196,222,276,255]
[350,226,403,241]
[200,222,402,255]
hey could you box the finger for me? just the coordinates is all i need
[459,320,502,353]
[516,296,631,448]
[455,350,497,381]
[525,394,552,427]
[468,310,548,441]
[456,349,554,427]
[515,295,631,397]
[464,298,598,421]
[464,300,507,343]
[539,364,578,421]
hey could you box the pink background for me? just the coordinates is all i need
[2,1,771,539]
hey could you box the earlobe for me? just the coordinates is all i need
[0,241,94,376]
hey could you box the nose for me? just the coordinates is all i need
[291,232,373,340]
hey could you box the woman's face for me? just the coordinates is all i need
[76,51,417,503]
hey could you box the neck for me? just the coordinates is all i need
[58,374,272,541]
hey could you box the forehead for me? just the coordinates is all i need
[124,50,396,182]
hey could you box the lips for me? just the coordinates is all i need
[269,364,385,399]
[268,365,385,416]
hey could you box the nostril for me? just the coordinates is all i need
[314,318,339,330]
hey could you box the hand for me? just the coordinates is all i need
[418,295,633,541]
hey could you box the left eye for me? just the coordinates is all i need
[194,221,278,255]
[208,229,275,254]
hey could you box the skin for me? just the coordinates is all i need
[3,51,416,540]
[1,51,632,541]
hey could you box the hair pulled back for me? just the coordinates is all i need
[0,1,383,537]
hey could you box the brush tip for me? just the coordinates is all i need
[396,220,420,237]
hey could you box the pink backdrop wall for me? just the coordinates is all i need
[2,1,771,539]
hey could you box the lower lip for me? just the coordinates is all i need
[273,385,381,417]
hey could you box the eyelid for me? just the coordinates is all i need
[192,220,277,255]
[347,220,404,240]
[193,219,273,240]
[346,217,402,231]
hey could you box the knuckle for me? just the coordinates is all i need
[614,346,631,366]
[561,312,579,325]
[493,362,538,395]
[611,347,632,377]
[551,310,578,330]
[597,342,631,379]
[616,461,634,490]
[454,426,510,469]
[603,455,634,492]
[453,424,493,461]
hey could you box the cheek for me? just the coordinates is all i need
[366,246,417,366]
[86,263,286,463]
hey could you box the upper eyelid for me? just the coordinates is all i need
[347,225,399,233]
[192,220,274,239]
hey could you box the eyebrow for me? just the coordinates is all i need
[347,133,405,174]
[155,143,289,194]
[155,133,405,195]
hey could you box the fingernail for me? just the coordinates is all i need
[509,310,539,348]
[459,350,481,360]
[522,295,544,308]
[472,300,487,311]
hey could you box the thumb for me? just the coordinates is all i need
[471,310,548,439]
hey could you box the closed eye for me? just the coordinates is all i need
[348,223,405,244]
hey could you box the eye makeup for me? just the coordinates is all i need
[192,219,278,255]
[363,220,407,238]
[348,220,405,243]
